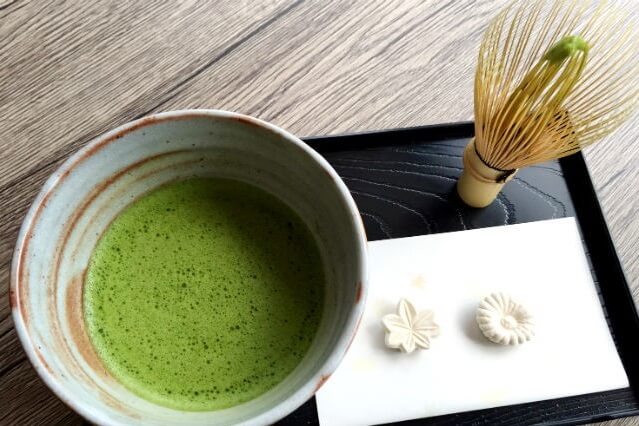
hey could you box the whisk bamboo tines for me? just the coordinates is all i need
[457,0,639,208]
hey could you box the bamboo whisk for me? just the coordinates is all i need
[457,0,639,208]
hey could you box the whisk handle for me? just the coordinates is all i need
[457,139,517,208]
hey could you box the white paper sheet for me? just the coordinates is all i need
[316,218,628,426]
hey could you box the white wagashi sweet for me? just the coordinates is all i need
[476,293,534,346]
[382,298,440,353]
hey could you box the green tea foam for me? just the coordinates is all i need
[84,178,324,410]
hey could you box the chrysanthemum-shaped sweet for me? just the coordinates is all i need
[382,298,440,353]
[476,293,534,345]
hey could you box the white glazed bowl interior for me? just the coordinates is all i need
[11,110,367,425]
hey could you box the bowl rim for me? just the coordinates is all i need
[10,109,369,425]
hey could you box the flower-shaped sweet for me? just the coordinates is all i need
[382,298,440,353]
[476,293,534,345]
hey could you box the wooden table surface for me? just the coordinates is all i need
[1,1,637,425]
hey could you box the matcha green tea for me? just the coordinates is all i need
[84,178,324,410]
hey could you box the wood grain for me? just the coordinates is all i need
[1,0,637,425]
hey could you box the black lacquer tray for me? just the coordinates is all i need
[278,122,639,425]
